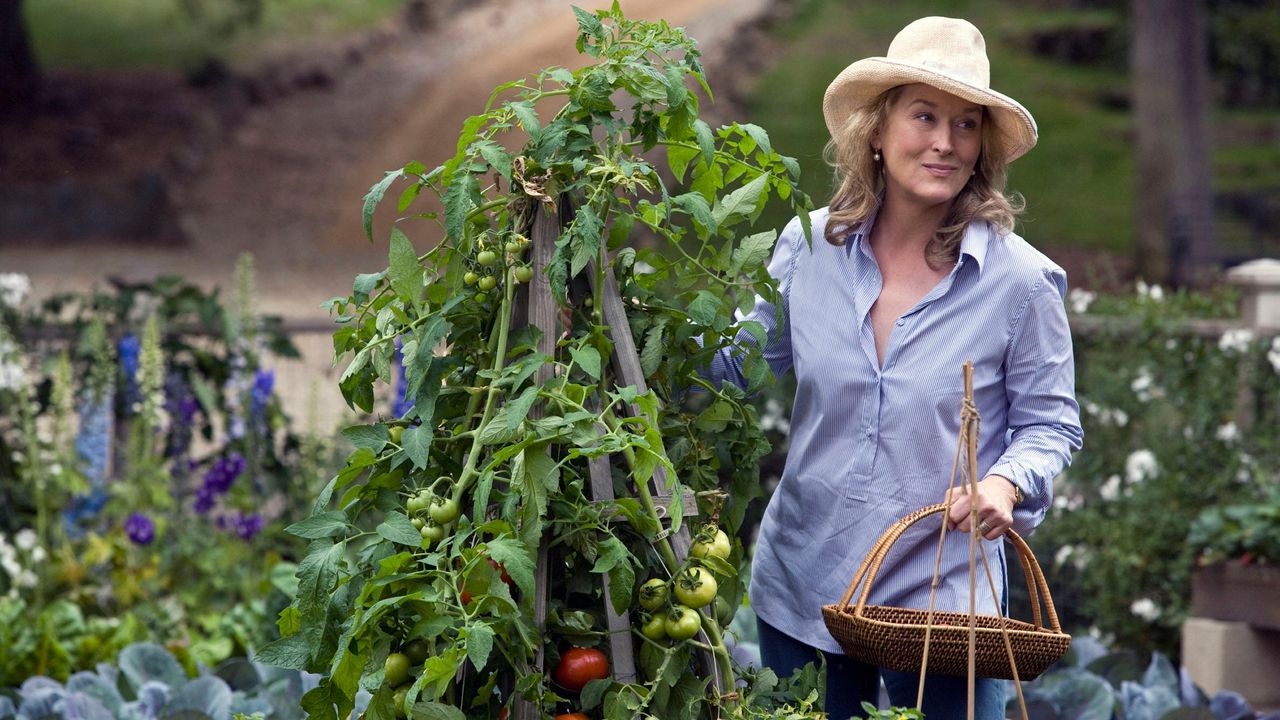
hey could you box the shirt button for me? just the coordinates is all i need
[895,319,905,326]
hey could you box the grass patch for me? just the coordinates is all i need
[26,0,407,71]
[742,0,1280,258]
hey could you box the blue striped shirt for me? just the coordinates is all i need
[708,206,1083,653]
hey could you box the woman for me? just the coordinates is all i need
[707,16,1083,719]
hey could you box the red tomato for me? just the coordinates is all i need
[552,647,609,692]
[489,558,513,586]
[554,714,590,720]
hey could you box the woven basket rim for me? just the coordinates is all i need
[822,604,1071,638]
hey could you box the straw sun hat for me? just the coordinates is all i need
[822,16,1038,163]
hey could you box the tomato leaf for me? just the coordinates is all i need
[340,424,388,452]
[581,678,612,710]
[484,537,535,598]
[693,119,715,167]
[478,385,540,445]
[286,511,349,540]
[255,630,310,670]
[569,344,602,381]
[295,539,346,664]
[570,205,604,277]
[729,230,776,277]
[465,622,494,671]
[407,702,465,720]
[739,123,772,157]
[387,227,422,306]
[362,170,402,242]
[401,424,432,469]
[376,511,423,548]
[608,561,635,615]
[711,172,768,228]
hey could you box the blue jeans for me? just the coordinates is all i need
[757,618,1008,720]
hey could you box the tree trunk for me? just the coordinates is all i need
[1130,0,1215,287]
[0,0,41,111]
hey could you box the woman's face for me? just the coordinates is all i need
[874,83,984,212]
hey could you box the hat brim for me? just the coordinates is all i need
[823,57,1038,163]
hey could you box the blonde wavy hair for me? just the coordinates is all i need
[822,85,1025,269]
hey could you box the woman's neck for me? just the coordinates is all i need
[869,193,950,255]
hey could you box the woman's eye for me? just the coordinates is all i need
[914,113,934,122]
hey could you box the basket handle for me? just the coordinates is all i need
[836,503,1063,633]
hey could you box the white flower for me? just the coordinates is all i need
[0,360,26,393]
[0,273,31,309]
[1130,367,1161,402]
[1219,328,1255,355]
[1165,339,1178,351]
[1125,450,1159,483]
[1216,422,1239,444]
[1099,474,1122,501]
[1136,280,1164,302]
[31,546,46,563]
[14,528,36,551]
[1268,337,1280,374]
[1054,545,1074,568]
[1130,597,1161,621]
[1068,288,1096,314]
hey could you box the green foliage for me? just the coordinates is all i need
[26,0,406,71]
[1189,484,1280,566]
[0,270,338,684]
[1028,285,1280,658]
[273,5,819,719]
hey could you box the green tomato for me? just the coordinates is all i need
[420,522,446,544]
[673,566,717,608]
[478,275,497,291]
[513,265,533,283]
[393,686,409,719]
[715,595,735,627]
[406,493,427,516]
[637,578,668,611]
[504,240,523,255]
[476,250,497,266]
[473,291,488,303]
[690,527,732,561]
[384,652,411,687]
[411,517,424,530]
[463,271,479,285]
[664,605,701,641]
[428,497,460,524]
[640,612,667,641]
[402,639,430,665]
[388,425,404,444]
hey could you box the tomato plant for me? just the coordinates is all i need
[260,5,823,720]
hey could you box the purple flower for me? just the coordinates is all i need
[118,334,141,412]
[393,338,414,418]
[165,373,200,461]
[75,393,114,489]
[251,369,274,416]
[124,513,155,545]
[193,452,246,514]
[232,513,264,540]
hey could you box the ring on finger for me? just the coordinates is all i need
[978,520,993,535]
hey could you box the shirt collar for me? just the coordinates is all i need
[847,208,990,277]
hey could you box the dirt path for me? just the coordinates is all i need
[0,0,769,426]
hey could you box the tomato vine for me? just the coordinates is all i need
[262,5,824,719]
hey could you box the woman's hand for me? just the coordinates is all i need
[945,475,1019,540]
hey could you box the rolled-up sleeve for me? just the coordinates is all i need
[704,216,799,389]
[988,269,1083,535]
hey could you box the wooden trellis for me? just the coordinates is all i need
[509,200,723,718]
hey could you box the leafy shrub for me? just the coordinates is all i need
[1029,284,1280,657]
[0,642,315,720]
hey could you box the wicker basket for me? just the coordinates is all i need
[821,503,1071,680]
